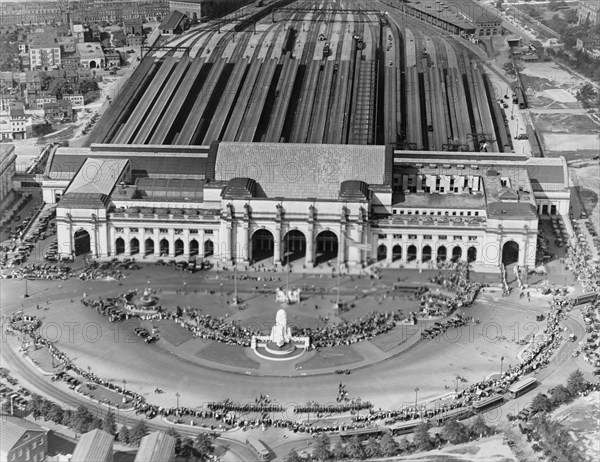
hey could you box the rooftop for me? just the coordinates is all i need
[76,42,105,59]
[65,158,129,196]
[214,142,390,200]
[134,431,176,462]
[0,415,47,460]
[160,10,187,30]
[70,429,114,462]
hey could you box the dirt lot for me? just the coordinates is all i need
[569,159,600,236]
[552,392,600,461]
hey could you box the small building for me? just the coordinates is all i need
[576,36,600,56]
[0,414,49,462]
[32,95,58,110]
[159,10,188,35]
[61,50,81,70]
[123,19,144,36]
[62,94,85,107]
[104,51,121,68]
[44,100,74,123]
[72,24,86,43]
[76,42,106,69]
[29,37,61,70]
[127,35,144,47]
[71,429,114,462]
[0,144,17,204]
[0,102,28,140]
[170,0,203,21]
[134,431,176,462]
[578,0,600,26]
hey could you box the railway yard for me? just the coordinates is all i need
[86,0,513,152]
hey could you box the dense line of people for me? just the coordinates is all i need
[565,238,599,294]
[294,401,372,414]
[5,287,596,436]
[3,263,70,280]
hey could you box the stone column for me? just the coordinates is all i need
[240,222,249,263]
[221,221,232,262]
[183,230,190,258]
[168,229,176,258]
[274,224,282,265]
[386,234,393,263]
[140,229,146,257]
[305,224,314,266]
[124,228,131,256]
[154,229,160,257]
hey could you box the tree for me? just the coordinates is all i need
[48,78,72,98]
[564,8,578,24]
[79,79,99,94]
[102,410,116,435]
[550,385,572,406]
[118,425,130,444]
[180,438,194,462]
[285,448,304,462]
[397,437,411,453]
[331,440,346,460]
[470,415,491,438]
[312,433,331,461]
[364,437,381,458]
[166,427,182,455]
[345,436,365,460]
[575,83,598,109]
[46,403,64,424]
[72,405,93,433]
[531,393,554,414]
[442,419,469,444]
[129,420,149,446]
[566,369,587,395]
[194,433,215,462]
[414,422,433,451]
[380,433,398,456]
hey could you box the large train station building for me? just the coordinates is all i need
[46,142,569,270]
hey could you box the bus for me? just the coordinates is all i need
[388,420,420,436]
[472,394,504,413]
[508,377,538,399]
[246,436,270,461]
[430,406,473,426]
[339,426,385,441]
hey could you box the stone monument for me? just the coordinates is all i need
[252,308,309,361]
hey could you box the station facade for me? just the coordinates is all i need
[46,143,570,271]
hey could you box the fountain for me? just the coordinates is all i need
[252,308,309,361]
[138,287,157,307]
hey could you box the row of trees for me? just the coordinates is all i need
[286,415,493,462]
[529,369,588,415]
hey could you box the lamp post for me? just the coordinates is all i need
[122,379,127,391]
[500,356,505,376]
[455,376,460,393]
[414,387,419,409]
[24,278,29,298]
[176,392,180,409]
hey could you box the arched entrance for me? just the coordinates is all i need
[283,230,306,265]
[422,245,432,262]
[437,246,447,262]
[89,60,97,69]
[252,229,274,262]
[115,237,125,255]
[452,246,462,261]
[145,238,154,256]
[392,245,402,262]
[74,229,90,256]
[315,230,338,264]
[502,241,519,266]
[377,244,387,261]
[174,239,184,257]
[204,240,214,257]
[407,245,417,262]
[130,238,139,255]
[467,246,477,263]
[190,239,199,256]
[159,238,169,256]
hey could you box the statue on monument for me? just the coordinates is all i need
[269,308,293,347]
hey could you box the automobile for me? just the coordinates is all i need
[145,335,158,343]
[580,212,587,218]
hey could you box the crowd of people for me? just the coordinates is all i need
[420,313,472,340]
[5,277,598,437]
[428,263,483,309]
[579,301,600,370]
[565,238,599,294]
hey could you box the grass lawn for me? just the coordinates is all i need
[153,319,195,346]
[195,341,260,369]
[28,346,61,374]
[370,324,417,353]
[79,382,130,407]
[296,345,364,370]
